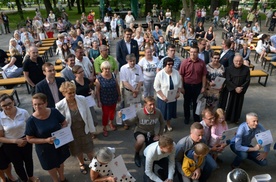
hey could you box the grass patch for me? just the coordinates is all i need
[6,6,100,30]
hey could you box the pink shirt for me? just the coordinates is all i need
[210,122,228,146]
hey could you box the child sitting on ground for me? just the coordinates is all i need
[182,143,209,182]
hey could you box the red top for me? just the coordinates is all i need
[87,14,94,23]
[179,58,207,84]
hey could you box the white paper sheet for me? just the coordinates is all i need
[85,95,96,107]
[166,90,177,103]
[212,77,226,89]
[221,127,238,143]
[121,105,137,121]
[109,155,136,182]
[51,127,74,149]
[255,130,274,147]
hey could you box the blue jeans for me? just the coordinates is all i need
[199,154,217,182]
[230,143,268,167]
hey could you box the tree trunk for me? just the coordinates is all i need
[145,1,152,17]
[53,0,56,8]
[81,0,85,13]
[71,0,75,7]
[15,0,24,20]
[76,0,81,14]
[67,0,72,10]
[252,0,259,11]
[210,0,219,15]
[44,0,53,15]
[182,0,195,26]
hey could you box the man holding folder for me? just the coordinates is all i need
[230,112,270,168]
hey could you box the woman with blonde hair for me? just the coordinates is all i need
[9,38,22,55]
[69,30,83,50]
[3,48,23,78]
[95,61,120,137]
[56,81,95,175]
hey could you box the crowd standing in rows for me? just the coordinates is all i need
[0,4,274,182]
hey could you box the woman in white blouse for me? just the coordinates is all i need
[153,57,182,132]
[0,94,39,182]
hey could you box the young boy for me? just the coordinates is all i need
[182,143,209,182]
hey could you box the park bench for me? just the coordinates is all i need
[250,70,269,87]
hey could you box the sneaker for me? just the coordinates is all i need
[134,153,141,167]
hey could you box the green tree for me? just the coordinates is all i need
[162,0,181,20]
[15,0,24,20]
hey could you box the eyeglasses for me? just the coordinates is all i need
[77,70,84,74]
[167,63,174,66]
[1,102,13,108]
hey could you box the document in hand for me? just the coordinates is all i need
[51,127,74,149]
[166,90,177,103]
[212,77,226,89]
[221,127,238,143]
[109,155,136,182]
[255,130,274,147]
[121,104,137,121]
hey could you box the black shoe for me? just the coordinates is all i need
[134,153,141,167]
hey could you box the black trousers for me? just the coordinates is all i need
[183,83,202,122]
[3,142,33,181]
[143,157,169,182]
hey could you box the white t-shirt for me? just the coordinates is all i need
[138,56,159,81]
[0,107,30,139]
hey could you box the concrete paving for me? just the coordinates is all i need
[0,17,276,182]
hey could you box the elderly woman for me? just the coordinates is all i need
[25,93,70,182]
[89,147,115,182]
[95,61,120,137]
[3,48,23,78]
[153,57,182,131]
[205,52,225,110]
[69,30,83,51]
[138,48,159,97]
[0,94,39,182]
[56,81,95,175]
[220,55,250,123]
[9,38,22,55]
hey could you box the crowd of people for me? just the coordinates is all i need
[0,4,274,182]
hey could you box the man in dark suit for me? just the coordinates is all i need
[116,28,139,70]
[36,62,65,108]
[219,39,235,67]
[198,38,211,64]
[61,54,76,81]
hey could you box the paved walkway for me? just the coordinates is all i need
[0,18,276,181]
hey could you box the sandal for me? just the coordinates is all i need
[103,129,108,137]
[79,164,87,175]
[109,123,117,131]
[60,178,68,182]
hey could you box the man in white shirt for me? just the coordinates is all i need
[48,10,55,23]
[125,11,135,28]
[144,135,175,182]
[120,54,143,107]
[74,46,94,82]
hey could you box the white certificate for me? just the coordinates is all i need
[121,105,136,121]
[109,155,136,182]
[221,127,238,143]
[51,127,74,149]
[212,77,226,89]
[166,90,177,103]
[255,130,274,147]
[85,95,96,107]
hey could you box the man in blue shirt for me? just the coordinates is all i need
[152,25,163,42]
[230,112,270,168]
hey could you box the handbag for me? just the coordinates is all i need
[195,94,206,115]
